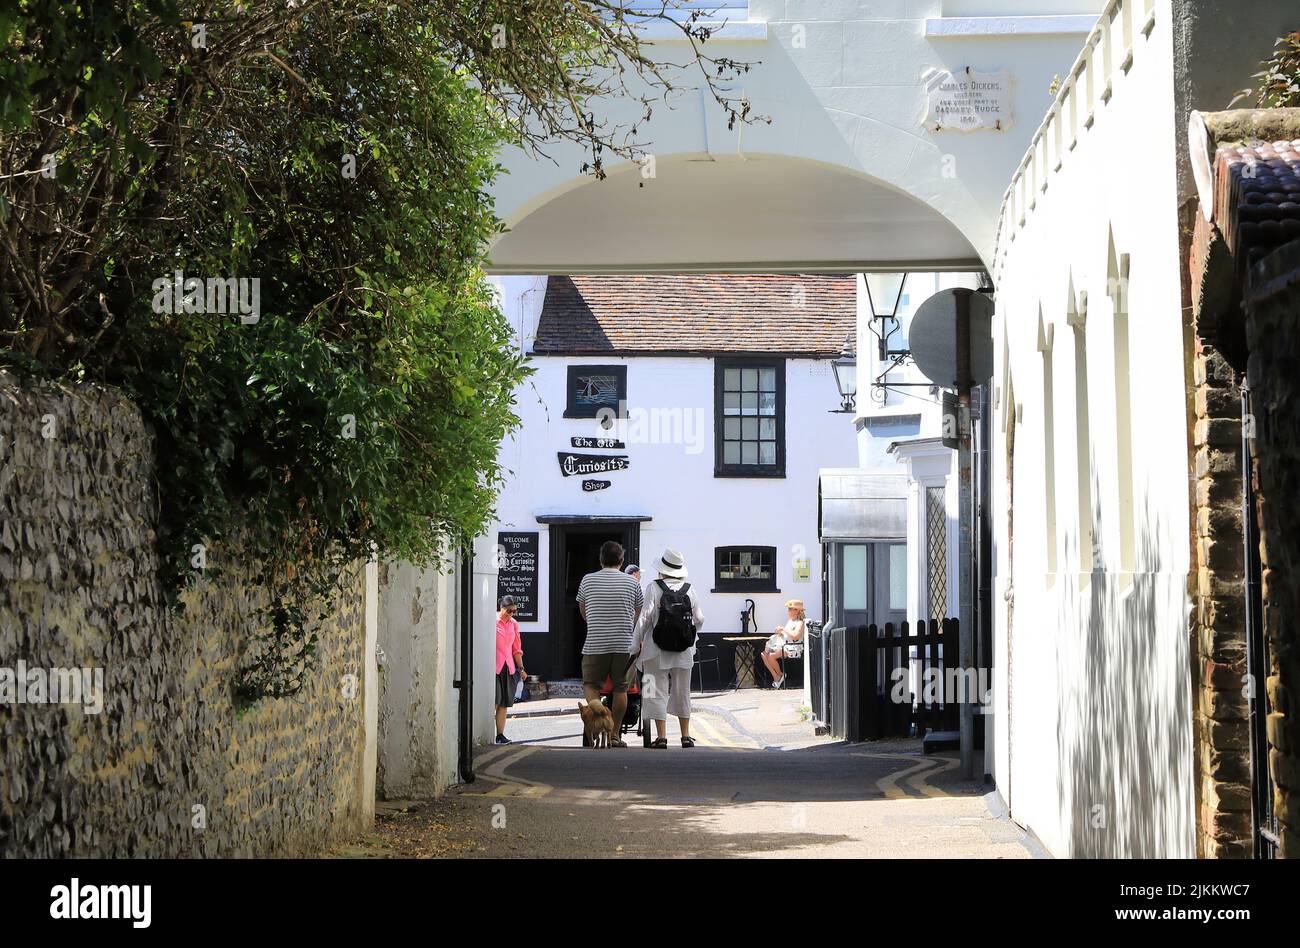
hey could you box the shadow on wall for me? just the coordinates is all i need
[1054,488,1195,857]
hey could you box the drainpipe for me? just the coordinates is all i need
[955,288,976,780]
[455,546,475,784]
[977,382,993,780]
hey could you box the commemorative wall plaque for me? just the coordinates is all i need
[557,452,630,477]
[924,67,1012,132]
[495,531,539,621]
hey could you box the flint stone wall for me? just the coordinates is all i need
[0,374,370,857]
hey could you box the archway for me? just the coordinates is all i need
[488,154,984,274]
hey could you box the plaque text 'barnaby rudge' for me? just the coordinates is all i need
[924,67,1012,132]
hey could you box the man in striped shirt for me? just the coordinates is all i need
[577,540,643,746]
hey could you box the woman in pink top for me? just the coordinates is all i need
[494,596,526,744]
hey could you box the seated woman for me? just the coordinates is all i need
[760,599,806,689]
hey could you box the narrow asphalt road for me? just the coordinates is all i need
[334,691,1045,858]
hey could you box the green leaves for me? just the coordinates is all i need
[1,1,535,701]
[5,0,741,702]
[1240,32,1300,108]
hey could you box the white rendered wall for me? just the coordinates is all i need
[990,0,1193,857]
[472,534,501,746]
[376,561,460,797]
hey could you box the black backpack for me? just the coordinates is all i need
[652,579,697,652]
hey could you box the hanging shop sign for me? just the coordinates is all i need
[571,436,626,449]
[557,452,630,477]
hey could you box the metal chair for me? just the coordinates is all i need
[755,639,804,690]
[777,642,805,689]
[692,642,721,693]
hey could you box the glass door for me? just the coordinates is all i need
[833,541,906,629]
[840,543,870,629]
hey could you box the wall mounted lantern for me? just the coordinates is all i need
[830,335,856,413]
[864,272,908,360]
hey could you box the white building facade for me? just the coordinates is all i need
[484,274,860,683]
[848,271,983,630]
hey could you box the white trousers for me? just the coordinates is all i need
[641,662,692,721]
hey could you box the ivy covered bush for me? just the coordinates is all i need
[2,1,753,698]
[2,3,525,697]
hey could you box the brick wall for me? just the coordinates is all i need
[1190,342,1253,857]
[1243,239,1300,858]
[0,374,371,857]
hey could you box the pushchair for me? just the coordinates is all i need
[589,666,650,747]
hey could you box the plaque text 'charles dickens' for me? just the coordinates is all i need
[924,67,1012,132]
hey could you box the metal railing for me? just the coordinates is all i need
[807,620,831,733]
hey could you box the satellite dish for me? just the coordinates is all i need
[908,289,994,389]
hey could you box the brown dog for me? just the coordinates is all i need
[578,700,615,748]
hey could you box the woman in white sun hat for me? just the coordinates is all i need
[633,548,705,748]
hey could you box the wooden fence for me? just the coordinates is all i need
[862,619,960,741]
[826,620,960,742]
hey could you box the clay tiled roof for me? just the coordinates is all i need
[1188,110,1300,351]
[533,274,856,357]
[1212,137,1300,270]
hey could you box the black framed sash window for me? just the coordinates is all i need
[714,357,784,477]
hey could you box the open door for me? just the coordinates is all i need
[547,520,641,679]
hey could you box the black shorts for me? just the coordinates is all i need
[495,666,518,708]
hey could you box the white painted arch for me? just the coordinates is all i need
[490,152,983,274]
[487,1,1101,274]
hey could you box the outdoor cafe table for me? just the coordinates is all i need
[723,635,770,689]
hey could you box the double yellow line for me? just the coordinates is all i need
[480,746,554,798]
[855,752,959,799]
[689,713,753,748]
